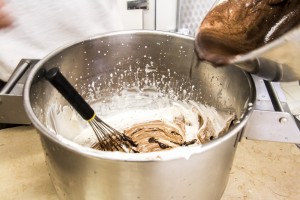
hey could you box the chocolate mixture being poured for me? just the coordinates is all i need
[195,0,300,65]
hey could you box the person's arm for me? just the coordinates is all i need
[0,0,11,28]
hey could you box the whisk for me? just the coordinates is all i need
[45,67,137,152]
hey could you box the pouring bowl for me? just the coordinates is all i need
[196,0,300,82]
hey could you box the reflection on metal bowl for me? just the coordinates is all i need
[23,30,255,200]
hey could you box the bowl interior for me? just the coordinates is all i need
[27,31,255,152]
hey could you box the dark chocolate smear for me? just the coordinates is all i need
[123,120,186,153]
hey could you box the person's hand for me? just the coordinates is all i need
[0,0,11,28]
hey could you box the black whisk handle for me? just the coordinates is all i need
[45,67,95,121]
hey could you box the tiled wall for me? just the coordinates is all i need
[178,0,215,36]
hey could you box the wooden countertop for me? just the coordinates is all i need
[1,126,299,200]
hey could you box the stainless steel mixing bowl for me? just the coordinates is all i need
[23,30,255,200]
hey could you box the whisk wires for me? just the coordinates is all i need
[89,115,137,152]
[45,67,138,152]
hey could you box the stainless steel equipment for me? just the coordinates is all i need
[0,59,38,125]
[23,30,255,200]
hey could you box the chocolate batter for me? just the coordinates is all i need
[123,120,198,153]
[91,102,235,153]
[92,119,196,152]
[195,0,300,65]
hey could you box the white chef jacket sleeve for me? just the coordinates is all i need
[0,0,123,82]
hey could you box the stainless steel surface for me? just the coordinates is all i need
[0,61,30,95]
[23,30,255,200]
[243,76,300,143]
[244,110,300,143]
[0,59,38,124]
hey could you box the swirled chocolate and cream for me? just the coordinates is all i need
[47,66,236,153]
[70,91,235,153]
